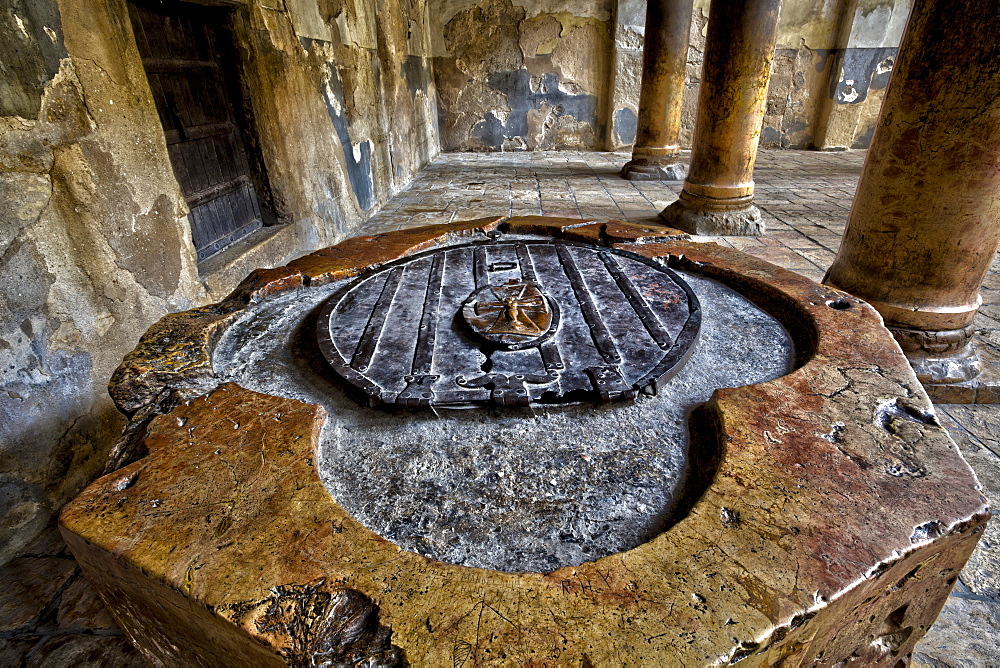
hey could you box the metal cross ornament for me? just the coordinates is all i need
[462,279,555,348]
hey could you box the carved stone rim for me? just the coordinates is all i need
[77,217,990,665]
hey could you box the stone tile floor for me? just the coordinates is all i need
[2,149,997,665]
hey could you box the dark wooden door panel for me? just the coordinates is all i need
[188,179,261,259]
[129,0,263,262]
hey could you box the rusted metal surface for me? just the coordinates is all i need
[315,240,701,408]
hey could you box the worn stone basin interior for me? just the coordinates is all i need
[60,217,989,665]
[212,235,792,572]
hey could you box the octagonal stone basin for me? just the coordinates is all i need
[60,217,988,666]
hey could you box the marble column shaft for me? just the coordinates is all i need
[659,0,782,235]
[620,0,693,182]
[823,0,1000,383]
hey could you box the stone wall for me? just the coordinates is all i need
[815,0,911,149]
[430,0,616,151]
[760,0,911,149]
[1,0,914,567]
[0,0,439,565]
[436,0,910,152]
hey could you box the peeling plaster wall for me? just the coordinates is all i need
[255,0,440,244]
[710,0,911,150]
[813,0,911,149]
[0,0,439,564]
[438,0,910,153]
[607,0,643,149]
[430,0,615,151]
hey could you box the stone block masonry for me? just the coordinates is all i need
[60,218,988,664]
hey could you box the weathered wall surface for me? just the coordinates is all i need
[607,0,642,149]
[759,0,911,149]
[0,0,438,564]
[608,0,705,151]
[442,0,910,152]
[430,0,615,151]
[622,0,911,151]
[0,0,205,566]
[254,0,440,245]
[813,0,911,149]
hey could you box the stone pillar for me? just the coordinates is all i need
[620,0,693,181]
[824,0,1000,384]
[659,0,782,235]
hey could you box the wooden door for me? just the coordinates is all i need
[129,1,263,262]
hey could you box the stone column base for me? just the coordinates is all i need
[621,159,689,182]
[908,346,983,384]
[660,193,764,236]
[920,355,1000,404]
[891,324,983,384]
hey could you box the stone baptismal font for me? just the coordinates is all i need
[60,217,988,665]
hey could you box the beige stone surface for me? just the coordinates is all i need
[0,0,440,566]
[0,148,994,664]
[61,218,988,665]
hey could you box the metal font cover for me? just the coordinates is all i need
[315,239,700,408]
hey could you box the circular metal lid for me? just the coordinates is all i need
[315,239,700,408]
